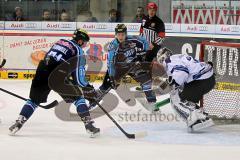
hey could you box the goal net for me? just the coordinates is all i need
[199,41,240,122]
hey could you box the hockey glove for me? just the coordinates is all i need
[167,76,178,87]
[136,51,147,62]
[167,76,184,92]
[82,84,98,102]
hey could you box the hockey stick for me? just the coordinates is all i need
[88,87,112,110]
[154,98,170,111]
[0,59,6,68]
[95,101,147,139]
[0,88,58,109]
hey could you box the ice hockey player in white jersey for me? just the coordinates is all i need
[156,48,215,132]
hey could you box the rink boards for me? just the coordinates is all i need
[0,22,240,80]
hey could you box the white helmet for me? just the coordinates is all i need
[157,47,173,64]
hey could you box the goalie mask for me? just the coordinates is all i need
[157,47,173,64]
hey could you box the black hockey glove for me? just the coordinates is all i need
[167,76,180,86]
[167,76,182,91]
[82,84,98,102]
[136,51,147,62]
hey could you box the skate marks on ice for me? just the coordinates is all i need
[104,122,240,146]
[1,119,240,146]
[1,80,240,146]
[55,92,119,121]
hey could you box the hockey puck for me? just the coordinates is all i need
[125,99,131,103]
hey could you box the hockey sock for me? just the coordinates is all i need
[74,98,91,124]
[19,100,38,119]
[144,90,157,103]
[141,81,157,103]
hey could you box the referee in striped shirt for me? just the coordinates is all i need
[140,2,165,62]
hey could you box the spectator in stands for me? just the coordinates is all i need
[132,7,146,23]
[42,9,51,21]
[60,12,71,22]
[107,9,121,22]
[8,7,26,21]
[84,11,98,22]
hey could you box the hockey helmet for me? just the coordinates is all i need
[147,2,158,10]
[73,28,90,42]
[115,24,127,34]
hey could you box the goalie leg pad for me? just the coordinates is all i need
[170,89,214,131]
[188,118,214,133]
[170,89,195,122]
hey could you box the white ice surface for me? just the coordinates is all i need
[0,80,240,160]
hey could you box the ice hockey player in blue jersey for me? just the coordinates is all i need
[96,24,157,105]
[9,29,100,138]
[156,48,215,132]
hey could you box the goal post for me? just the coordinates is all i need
[199,41,240,122]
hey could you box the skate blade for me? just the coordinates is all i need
[87,130,100,138]
[8,128,19,136]
[188,119,215,133]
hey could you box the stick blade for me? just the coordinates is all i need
[134,131,148,138]
[126,131,148,139]
[39,100,59,109]
[0,59,6,68]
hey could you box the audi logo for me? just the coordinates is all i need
[231,26,240,33]
[95,24,108,30]
[0,23,4,28]
[24,23,37,28]
[127,25,139,31]
[198,26,208,31]
[165,24,173,30]
[61,23,73,28]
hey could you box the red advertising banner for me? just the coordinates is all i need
[172,1,240,25]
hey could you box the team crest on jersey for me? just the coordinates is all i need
[129,42,136,48]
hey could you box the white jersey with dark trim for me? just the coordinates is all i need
[163,54,214,86]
